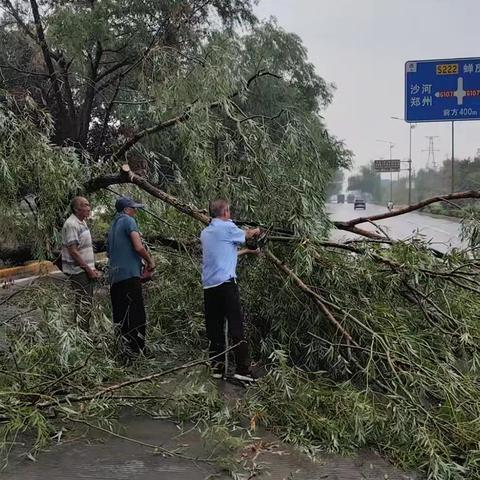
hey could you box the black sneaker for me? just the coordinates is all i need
[233,368,257,383]
[211,362,224,379]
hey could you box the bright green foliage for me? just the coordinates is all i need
[141,24,350,238]
[0,95,82,254]
[239,240,480,479]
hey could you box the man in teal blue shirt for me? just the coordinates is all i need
[201,199,260,381]
[107,197,155,358]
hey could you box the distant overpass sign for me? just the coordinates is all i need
[374,159,401,172]
[405,57,480,122]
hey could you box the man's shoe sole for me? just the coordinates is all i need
[212,373,223,379]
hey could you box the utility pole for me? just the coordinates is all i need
[391,116,416,206]
[408,124,414,205]
[376,139,395,203]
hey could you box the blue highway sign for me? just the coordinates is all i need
[405,57,480,122]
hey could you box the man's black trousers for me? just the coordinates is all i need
[203,281,249,371]
[110,277,146,354]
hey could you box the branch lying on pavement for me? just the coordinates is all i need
[35,343,240,409]
[67,417,215,462]
[337,190,480,228]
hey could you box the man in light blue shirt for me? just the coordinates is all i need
[200,199,260,382]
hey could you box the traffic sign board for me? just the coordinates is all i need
[405,57,480,122]
[374,159,401,172]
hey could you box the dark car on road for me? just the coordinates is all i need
[354,198,366,210]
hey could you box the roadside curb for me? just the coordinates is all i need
[0,261,59,280]
[415,210,462,223]
[0,253,108,281]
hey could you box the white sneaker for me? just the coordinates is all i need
[233,371,257,382]
[211,362,224,379]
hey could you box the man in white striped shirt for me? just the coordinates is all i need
[61,196,100,331]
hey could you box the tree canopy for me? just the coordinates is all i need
[0,0,350,250]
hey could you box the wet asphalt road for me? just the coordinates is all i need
[328,202,466,251]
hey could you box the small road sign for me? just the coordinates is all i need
[405,57,480,122]
[374,159,401,172]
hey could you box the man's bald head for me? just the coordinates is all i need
[70,196,91,220]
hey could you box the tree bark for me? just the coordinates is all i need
[29,0,70,142]
[86,165,211,224]
[78,42,103,147]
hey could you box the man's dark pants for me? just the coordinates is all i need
[69,272,94,331]
[203,281,249,372]
[110,277,146,355]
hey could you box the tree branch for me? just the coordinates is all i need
[85,164,210,224]
[78,41,103,146]
[112,69,282,159]
[58,55,77,123]
[334,223,385,240]
[113,111,193,161]
[36,343,240,409]
[28,0,67,121]
[0,64,49,77]
[96,58,130,83]
[239,109,285,123]
[93,78,122,161]
[265,249,361,349]
[0,0,37,43]
[341,191,480,228]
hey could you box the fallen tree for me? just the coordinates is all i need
[3,160,480,478]
[4,165,477,263]
[2,9,480,477]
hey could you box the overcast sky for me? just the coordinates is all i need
[254,0,480,175]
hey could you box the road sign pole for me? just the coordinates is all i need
[390,145,393,203]
[451,121,455,193]
[408,125,412,205]
[390,171,393,203]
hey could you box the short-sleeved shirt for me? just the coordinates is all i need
[107,213,142,285]
[61,214,95,275]
[200,219,246,288]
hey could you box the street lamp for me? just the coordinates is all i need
[376,139,395,203]
[391,116,416,206]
